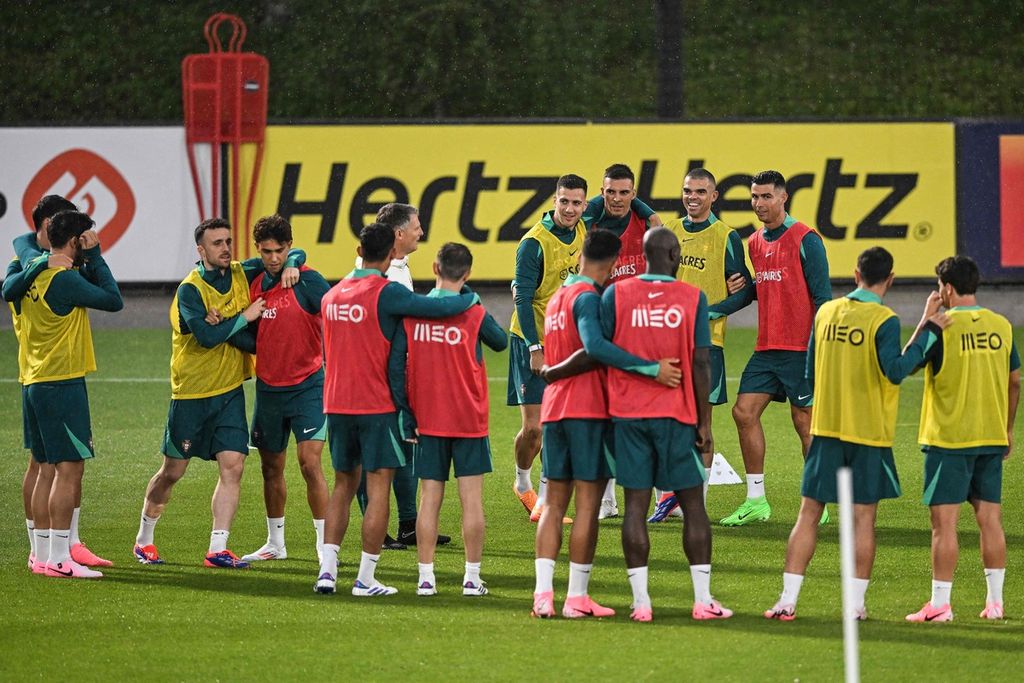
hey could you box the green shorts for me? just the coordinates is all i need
[709,345,728,406]
[541,418,614,482]
[162,386,249,461]
[21,385,33,452]
[328,412,406,473]
[251,382,327,453]
[922,447,1003,505]
[738,350,813,407]
[506,334,546,406]
[613,418,705,492]
[24,378,94,465]
[802,436,901,504]
[414,435,493,481]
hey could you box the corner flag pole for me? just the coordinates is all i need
[837,466,860,683]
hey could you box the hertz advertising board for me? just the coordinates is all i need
[249,123,955,280]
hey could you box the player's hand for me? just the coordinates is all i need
[922,291,943,319]
[242,297,266,322]
[1005,431,1013,461]
[927,312,953,330]
[726,273,746,295]
[695,423,713,454]
[655,358,682,387]
[539,365,551,383]
[79,230,100,250]
[404,428,420,445]
[205,307,222,325]
[47,253,73,269]
[648,212,664,227]
[529,349,544,376]
[281,266,300,289]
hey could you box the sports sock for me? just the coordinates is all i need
[418,562,435,586]
[931,579,953,607]
[70,507,81,546]
[690,564,713,605]
[267,516,285,547]
[746,474,765,500]
[852,578,870,610]
[464,561,481,585]
[534,557,555,594]
[26,519,35,556]
[627,566,651,607]
[603,479,616,503]
[136,513,159,546]
[703,468,712,506]
[319,543,340,576]
[313,518,325,551]
[537,476,548,507]
[357,551,380,586]
[33,529,50,564]
[781,572,804,605]
[567,562,592,598]
[209,529,229,554]
[984,568,1005,604]
[49,529,71,565]
[515,466,532,494]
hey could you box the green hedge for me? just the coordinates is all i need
[2,0,1021,123]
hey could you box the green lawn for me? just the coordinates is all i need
[1,327,1022,681]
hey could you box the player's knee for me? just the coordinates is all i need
[261,456,285,480]
[297,458,321,482]
[732,402,754,426]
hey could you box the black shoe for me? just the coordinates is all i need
[381,534,407,550]
[397,524,452,548]
[436,534,452,546]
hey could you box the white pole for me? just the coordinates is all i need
[837,466,860,683]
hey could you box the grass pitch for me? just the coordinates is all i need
[1,326,1022,681]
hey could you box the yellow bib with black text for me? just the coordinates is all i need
[509,219,585,343]
[19,268,97,384]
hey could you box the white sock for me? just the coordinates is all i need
[852,578,870,610]
[26,519,35,556]
[267,516,285,547]
[34,529,50,564]
[418,562,435,585]
[567,562,592,598]
[357,551,380,586]
[703,468,712,506]
[515,466,533,494]
[70,507,81,546]
[985,568,1005,604]
[136,513,159,546]
[209,529,229,554]
[319,543,339,576]
[537,476,548,507]
[627,566,651,607]
[534,557,555,594]
[746,474,766,499]
[49,529,71,565]
[603,479,616,504]
[931,579,953,607]
[313,519,325,552]
[690,564,713,605]
[781,572,804,605]
[464,561,481,586]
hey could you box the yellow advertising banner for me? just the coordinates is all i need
[247,122,955,279]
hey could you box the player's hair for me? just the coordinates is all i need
[194,218,232,244]
[685,167,717,188]
[556,174,588,195]
[32,195,76,231]
[583,228,621,263]
[603,163,635,184]
[376,203,418,232]
[857,247,893,286]
[436,242,473,281]
[360,222,397,262]
[751,170,787,191]
[935,255,980,295]
[47,210,94,249]
[253,214,292,244]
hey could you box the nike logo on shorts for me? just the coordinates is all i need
[798,394,811,401]
[303,427,318,434]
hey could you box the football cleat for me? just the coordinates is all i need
[381,534,407,551]
[314,572,337,594]
[630,604,653,622]
[203,550,249,569]
[515,486,539,517]
[531,590,555,618]
[598,498,619,520]
[906,602,953,623]
[720,496,771,526]
[352,579,398,597]
[45,559,102,579]
[693,599,733,620]
[70,542,113,567]
[416,580,437,596]
[562,594,615,618]
[133,543,164,565]
[241,543,288,562]
[979,602,1004,620]
[648,493,680,523]
[31,559,48,575]
[764,601,796,621]
[529,503,572,525]
[463,580,489,596]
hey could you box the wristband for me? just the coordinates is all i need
[528,344,543,353]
